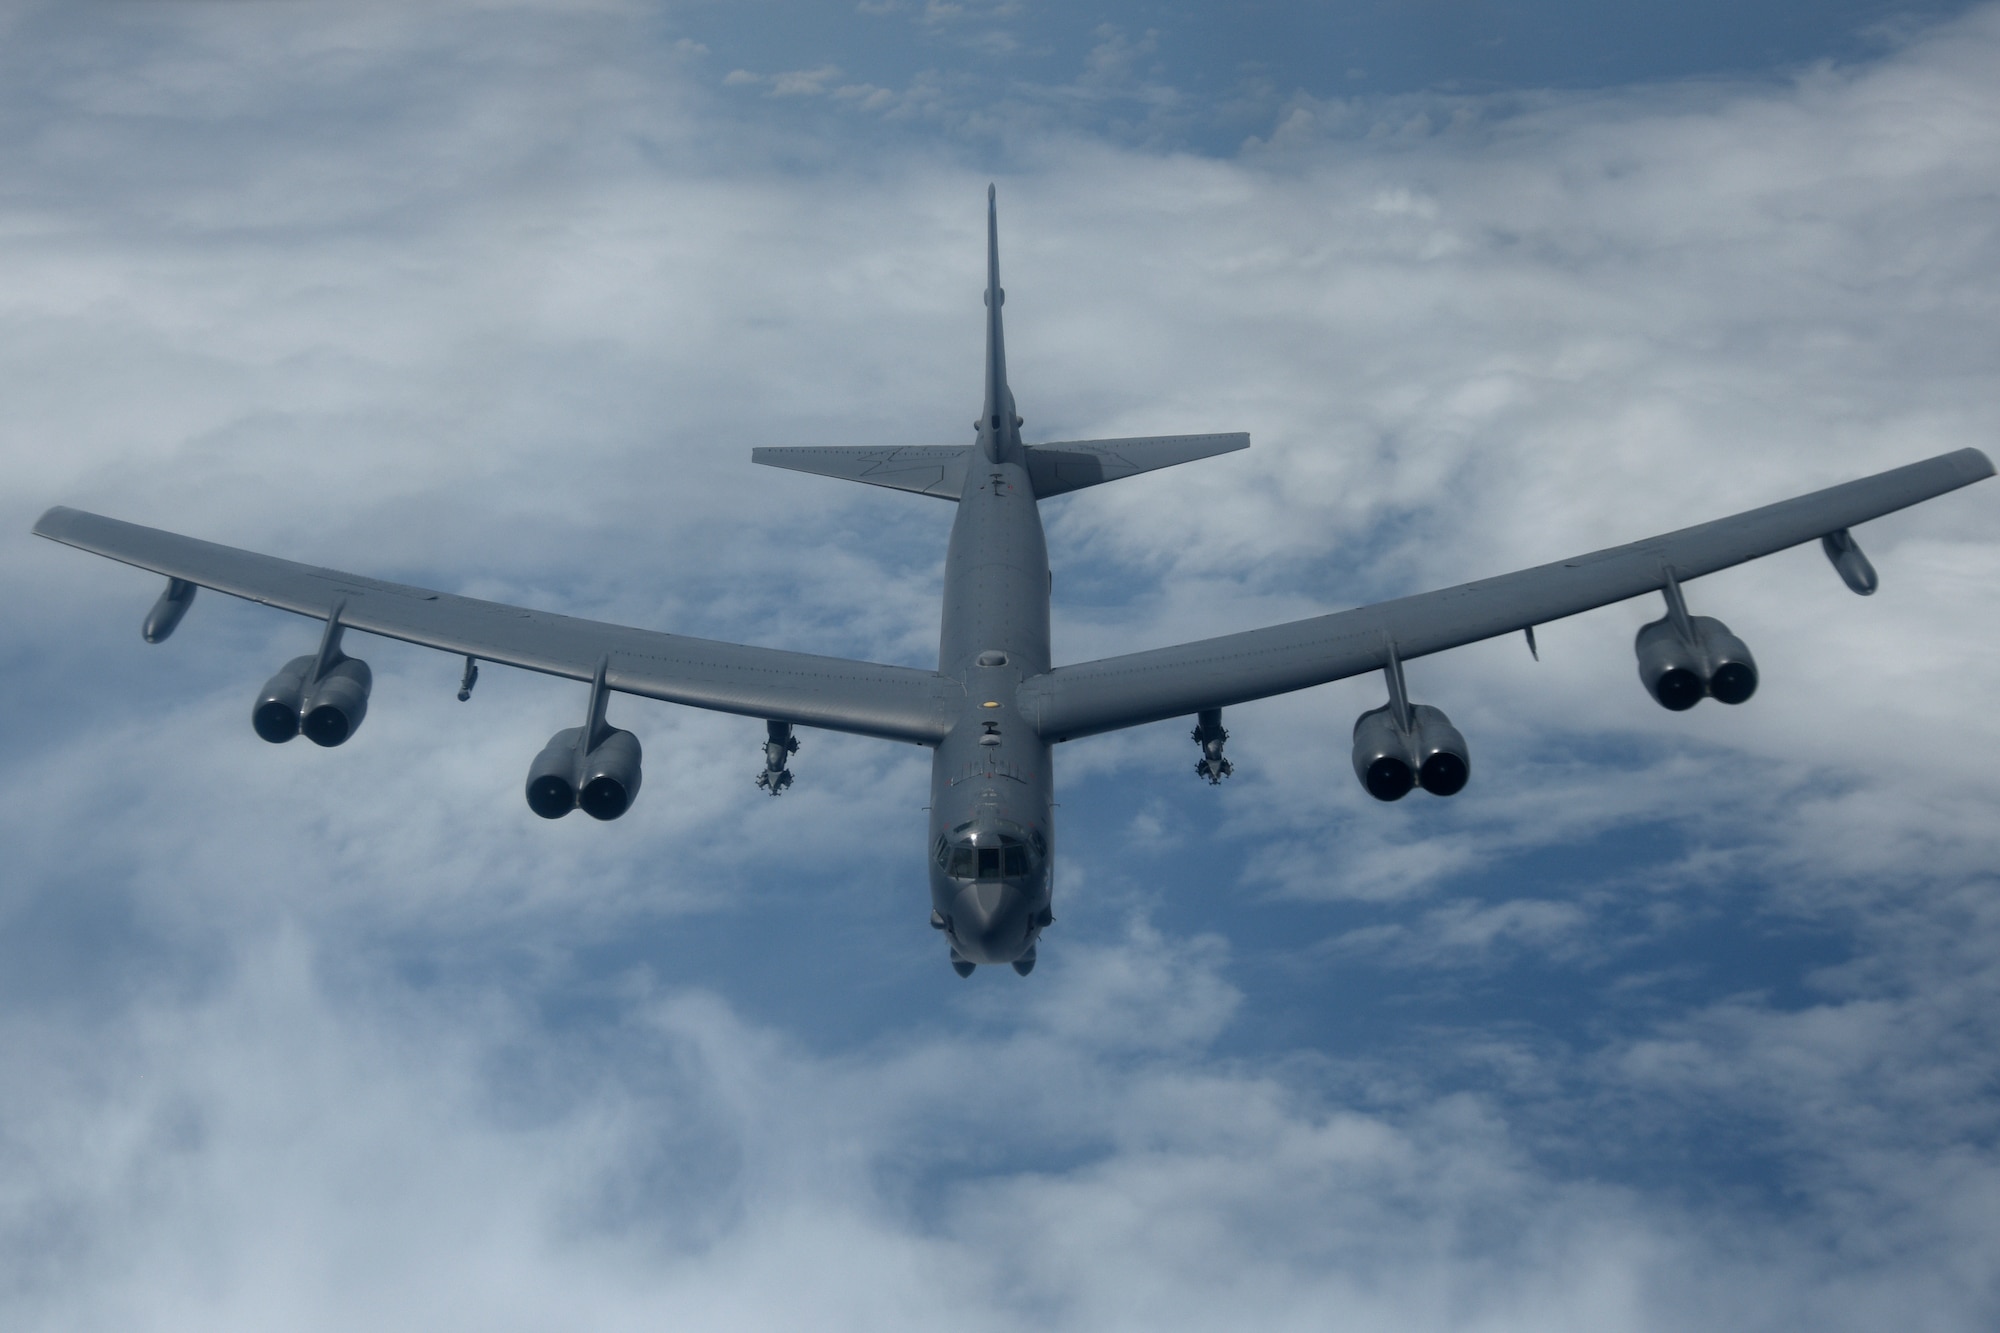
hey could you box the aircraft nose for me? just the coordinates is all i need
[950,880,1028,963]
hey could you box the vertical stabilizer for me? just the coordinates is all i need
[981,185,1018,463]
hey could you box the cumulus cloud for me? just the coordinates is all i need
[3,1,1999,1329]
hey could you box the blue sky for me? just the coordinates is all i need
[687,0,1979,151]
[3,2,1999,1329]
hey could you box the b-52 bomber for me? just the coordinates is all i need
[34,187,1994,977]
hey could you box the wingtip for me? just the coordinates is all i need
[1963,446,1995,479]
[31,504,77,539]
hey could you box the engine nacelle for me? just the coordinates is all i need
[253,655,316,743]
[1696,619,1758,705]
[1353,703,1470,801]
[1635,619,1705,711]
[301,658,372,747]
[1410,704,1470,796]
[253,653,373,745]
[1353,704,1416,801]
[1635,615,1758,710]
[578,728,643,820]
[525,726,643,821]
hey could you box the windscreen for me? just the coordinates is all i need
[940,831,1037,881]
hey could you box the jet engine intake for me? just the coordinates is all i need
[578,728,643,820]
[1352,703,1416,801]
[1354,697,1471,801]
[301,657,372,747]
[525,725,644,820]
[253,655,316,743]
[254,653,374,746]
[1410,704,1470,796]
[1635,614,1758,710]
[526,727,587,818]
[251,611,373,747]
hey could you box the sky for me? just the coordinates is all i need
[2,1,1998,1329]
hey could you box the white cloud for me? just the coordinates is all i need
[3,1,1999,1329]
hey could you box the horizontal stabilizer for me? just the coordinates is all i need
[1024,432,1249,498]
[752,446,969,499]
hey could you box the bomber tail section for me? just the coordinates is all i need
[753,189,1248,502]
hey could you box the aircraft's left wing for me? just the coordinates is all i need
[1019,448,1993,741]
[33,507,957,745]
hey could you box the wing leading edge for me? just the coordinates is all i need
[32,507,957,745]
[1019,448,1994,741]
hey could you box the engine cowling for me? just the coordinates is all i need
[1352,704,1416,801]
[1353,703,1471,801]
[252,654,373,745]
[578,728,642,820]
[526,727,587,817]
[1695,618,1758,705]
[301,658,372,747]
[1635,615,1758,709]
[1410,704,1470,796]
[525,726,643,821]
[253,656,316,743]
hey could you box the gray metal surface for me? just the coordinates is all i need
[1024,433,1250,497]
[32,506,956,745]
[753,445,972,499]
[752,432,1249,502]
[1017,448,1993,741]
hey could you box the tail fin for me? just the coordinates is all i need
[981,185,1016,459]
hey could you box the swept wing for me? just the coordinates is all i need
[33,507,956,744]
[1019,448,1994,741]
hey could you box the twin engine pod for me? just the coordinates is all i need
[1352,702,1470,802]
[1634,614,1757,711]
[526,725,643,821]
[253,654,373,747]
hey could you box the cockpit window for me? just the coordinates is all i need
[942,829,1041,882]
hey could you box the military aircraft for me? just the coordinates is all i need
[34,187,1994,977]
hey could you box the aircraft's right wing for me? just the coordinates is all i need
[1019,448,1993,741]
[33,507,959,745]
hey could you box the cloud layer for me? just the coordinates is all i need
[3,2,1998,1329]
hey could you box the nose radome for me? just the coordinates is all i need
[951,880,1027,962]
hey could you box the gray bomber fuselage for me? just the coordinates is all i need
[925,192,1055,968]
